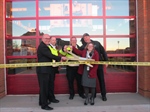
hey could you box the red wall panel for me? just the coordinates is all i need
[7,73,136,94]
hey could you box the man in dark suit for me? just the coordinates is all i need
[80,33,108,101]
[36,34,66,110]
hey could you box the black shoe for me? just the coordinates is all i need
[51,99,59,103]
[69,95,74,100]
[41,106,53,110]
[79,94,86,99]
[84,97,89,105]
[102,96,107,101]
[84,102,87,105]
[90,98,95,105]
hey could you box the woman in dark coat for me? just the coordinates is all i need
[72,42,99,105]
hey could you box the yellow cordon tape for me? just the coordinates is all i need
[0,61,150,68]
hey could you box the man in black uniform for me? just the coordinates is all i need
[80,33,108,101]
[60,36,85,100]
[36,34,66,110]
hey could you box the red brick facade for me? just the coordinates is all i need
[138,0,150,98]
[0,0,5,99]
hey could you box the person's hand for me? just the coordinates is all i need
[61,57,67,61]
[67,46,72,51]
[105,64,108,68]
[64,45,68,52]
[64,45,72,52]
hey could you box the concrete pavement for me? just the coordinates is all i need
[0,93,150,112]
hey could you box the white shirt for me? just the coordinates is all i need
[50,44,56,49]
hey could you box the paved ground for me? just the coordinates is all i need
[0,93,150,112]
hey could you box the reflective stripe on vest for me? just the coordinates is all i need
[48,45,58,63]
[59,49,72,58]
[48,45,58,56]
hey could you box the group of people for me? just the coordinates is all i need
[36,33,108,110]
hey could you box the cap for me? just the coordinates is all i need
[82,33,90,37]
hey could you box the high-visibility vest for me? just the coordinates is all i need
[59,46,79,66]
[59,49,72,58]
[48,45,58,62]
[59,46,72,58]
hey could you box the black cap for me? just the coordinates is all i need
[80,33,90,46]
[82,33,90,38]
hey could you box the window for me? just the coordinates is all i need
[106,19,135,35]
[7,58,36,75]
[39,20,70,35]
[6,39,36,56]
[6,20,36,37]
[106,38,136,54]
[6,1,36,18]
[106,0,136,16]
[5,0,136,75]
[107,56,136,72]
[72,0,102,16]
[73,19,103,35]
[39,0,69,16]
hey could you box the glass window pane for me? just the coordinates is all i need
[106,19,135,35]
[106,38,136,54]
[73,19,103,35]
[39,0,69,16]
[39,20,70,35]
[6,20,36,37]
[106,0,135,16]
[7,58,36,75]
[6,39,36,56]
[72,0,102,16]
[6,1,36,18]
[107,56,136,72]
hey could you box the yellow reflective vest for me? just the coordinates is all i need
[59,46,79,66]
[48,45,58,62]
[59,46,72,58]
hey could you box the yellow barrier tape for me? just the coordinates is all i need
[0,61,150,68]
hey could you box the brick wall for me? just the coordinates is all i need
[0,0,5,99]
[138,0,150,98]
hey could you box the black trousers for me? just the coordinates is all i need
[37,73,49,107]
[48,67,58,101]
[96,65,106,97]
[66,66,84,96]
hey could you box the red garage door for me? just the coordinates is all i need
[5,0,137,94]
